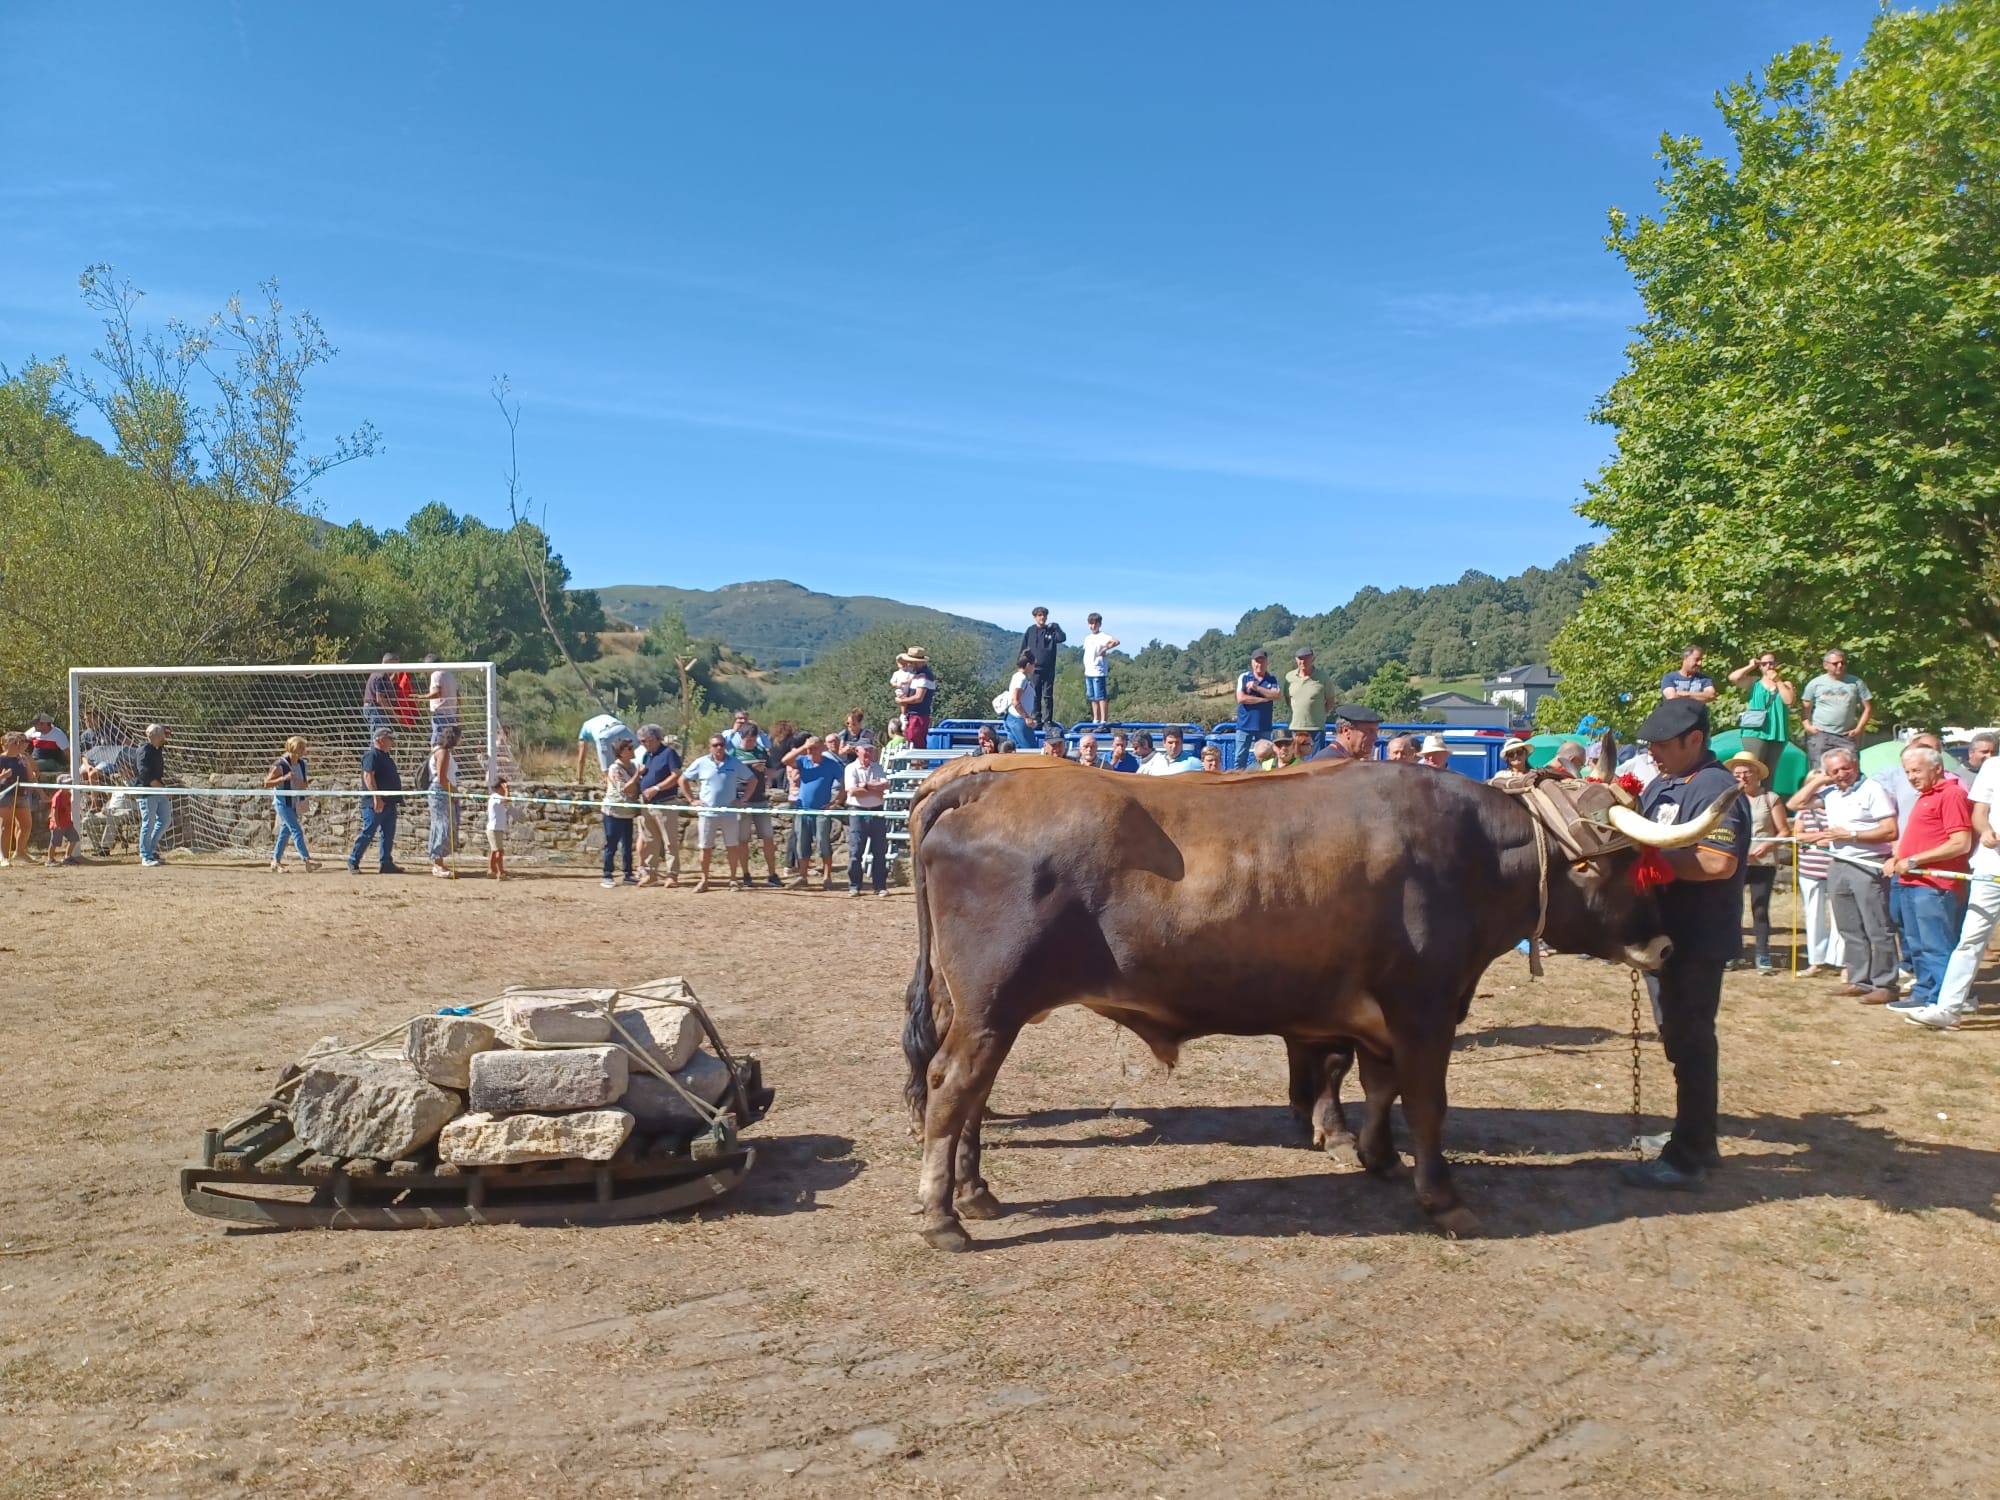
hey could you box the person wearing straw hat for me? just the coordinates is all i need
[1622,697,1751,1192]
[1725,750,1790,974]
[892,647,937,751]
[1489,736,1532,784]
[1418,734,1451,771]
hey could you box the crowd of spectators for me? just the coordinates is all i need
[13,620,2000,1028]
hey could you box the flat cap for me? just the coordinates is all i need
[1334,704,1383,726]
[1636,697,1710,743]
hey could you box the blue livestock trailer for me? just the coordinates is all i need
[926,719,1508,780]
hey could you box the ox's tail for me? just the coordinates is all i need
[900,773,985,1122]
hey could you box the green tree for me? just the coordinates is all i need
[351,503,605,672]
[55,266,379,657]
[1350,660,1425,720]
[1544,4,2000,733]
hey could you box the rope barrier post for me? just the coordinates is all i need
[1791,835,1801,976]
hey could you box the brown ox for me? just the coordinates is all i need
[901,758,1729,1249]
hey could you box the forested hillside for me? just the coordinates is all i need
[1106,550,1594,719]
[597,580,1017,671]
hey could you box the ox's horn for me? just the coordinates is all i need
[1597,729,1618,782]
[1604,785,1742,848]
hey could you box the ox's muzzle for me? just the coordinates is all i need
[1621,935,1673,973]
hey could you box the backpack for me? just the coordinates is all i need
[417,753,432,793]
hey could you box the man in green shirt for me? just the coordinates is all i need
[1285,648,1330,751]
[1801,649,1874,766]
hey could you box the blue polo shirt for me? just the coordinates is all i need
[1660,670,1714,698]
[793,754,844,810]
[1235,670,1279,734]
[639,745,681,799]
[682,753,749,809]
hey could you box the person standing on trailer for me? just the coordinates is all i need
[893,647,937,750]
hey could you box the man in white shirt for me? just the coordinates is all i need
[1137,729,1201,776]
[843,742,891,896]
[422,654,458,742]
[576,711,635,781]
[1791,747,1900,1002]
[1081,613,1120,725]
[1916,750,2000,1028]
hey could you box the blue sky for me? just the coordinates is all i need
[2,3,1878,648]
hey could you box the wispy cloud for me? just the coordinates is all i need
[1388,291,1635,331]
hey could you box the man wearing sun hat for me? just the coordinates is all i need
[1418,733,1452,771]
[891,647,936,752]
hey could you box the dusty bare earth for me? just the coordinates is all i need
[4,861,2000,1499]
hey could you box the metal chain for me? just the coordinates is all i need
[1629,967,1644,1159]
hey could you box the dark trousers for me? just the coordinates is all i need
[1745,866,1777,962]
[1805,730,1854,770]
[848,811,888,892]
[349,802,398,870]
[1030,667,1057,727]
[1650,955,1725,1171]
[602,815,634,879]
[1745,735,1785,779]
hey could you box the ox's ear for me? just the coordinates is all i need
[1596,729,1618,781]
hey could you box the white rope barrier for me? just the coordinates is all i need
[45,782,910,821]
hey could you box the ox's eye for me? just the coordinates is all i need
[1572,860,1595,874]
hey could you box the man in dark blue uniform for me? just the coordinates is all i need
[1623,697,1750,1191]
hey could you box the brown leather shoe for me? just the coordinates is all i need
[1834,984,1871,997]
[1858,988,1896,1005]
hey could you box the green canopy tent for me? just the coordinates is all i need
[1708,730,1810,796]
[1858,739,1906,778]
[1524,732,1575,769]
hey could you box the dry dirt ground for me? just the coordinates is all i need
[4,861,2000,1499]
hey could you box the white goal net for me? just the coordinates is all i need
[69,662,502,858]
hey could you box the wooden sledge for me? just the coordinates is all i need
[182,1057,774,1230]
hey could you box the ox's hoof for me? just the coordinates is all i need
[1361,1151,1407,1181]
[1321,1137,1364,1172]
[921,1220,973,1252]
[1430,1205,1482,1239]
[956,1187,1006,1220]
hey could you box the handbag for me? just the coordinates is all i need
[1737,708,1769,733]
[992,690,1013,716]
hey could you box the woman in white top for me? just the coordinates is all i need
[428,725,460,878]
[261,735,317,872]
[1002,651,1039,750]
[601,739,640,887]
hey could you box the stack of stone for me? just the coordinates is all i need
[284,977,736,1167]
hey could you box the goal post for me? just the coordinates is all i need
[67,661,501,859]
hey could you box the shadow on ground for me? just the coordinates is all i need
[971,1105,2000,1246]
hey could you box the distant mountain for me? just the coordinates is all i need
[595,580,1019,671]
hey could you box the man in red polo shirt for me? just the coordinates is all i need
[1888,743,1974,1020]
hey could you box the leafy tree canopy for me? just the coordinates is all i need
[1545,1,2000,732]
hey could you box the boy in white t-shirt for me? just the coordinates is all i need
[486,778,511,881]
[1080,613,1119,724]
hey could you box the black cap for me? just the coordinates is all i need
[1334,704,1383,727]
[1636,698,1709,743]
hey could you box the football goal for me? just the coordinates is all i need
[68,661,503,857]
